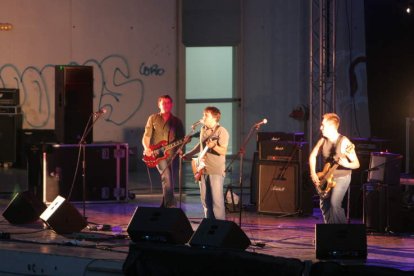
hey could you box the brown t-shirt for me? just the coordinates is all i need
[143,113,184,146]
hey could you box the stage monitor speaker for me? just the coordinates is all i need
[315,224,367,260]
[257,161,299,214]
[0,114,22,163]
[367,152,402,185]
[127,207,194,245]
[40,195,87,234]
[189,219,251,250]
[2,191,47,224]
[55,65,93,144]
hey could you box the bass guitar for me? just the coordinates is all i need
[191,137,218,182]
[143,133,197,168]
[315,143,355,199]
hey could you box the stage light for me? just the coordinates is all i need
[407,6,411,14]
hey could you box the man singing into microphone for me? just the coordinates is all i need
[142,95,184,208]
[309,113,360,223]
[183,106,229,220]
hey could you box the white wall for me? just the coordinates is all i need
[0,0,177,148]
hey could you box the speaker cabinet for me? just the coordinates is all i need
[315,224,367,260]
[55,65,93,144]
[40,195,87,234]
[367,152,402,185]
[189,219,251,250]
[257,161,312,214]
[2,191,47,224]
[363,183,403,232]
[127,207,194,244]
[0,114,22,163]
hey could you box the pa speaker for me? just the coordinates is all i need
[189,219,251,250]
[40,195,87,234]
[127,207,194,244]
[2,191,47,224]
[315,224,367,260]
[257,161,298,214]
[55,65,93,144]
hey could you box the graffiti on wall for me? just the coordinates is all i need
[0,54,166,128]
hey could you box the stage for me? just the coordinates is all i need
[0,165,413,275]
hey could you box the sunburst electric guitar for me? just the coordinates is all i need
[315,144,355,199]
[143,133,197,168]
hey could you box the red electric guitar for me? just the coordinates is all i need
[142,133,197,168]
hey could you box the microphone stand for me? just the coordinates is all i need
[161,126,198,209]
[226,122,264,226]
[77,111,105,219]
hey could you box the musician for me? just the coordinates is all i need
[183,106,229,220]
[309,113,360,224]
[142,95,184,208]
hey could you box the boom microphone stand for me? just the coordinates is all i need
[161,122,200,208]
[71,108,107,219]
[226,119,267,226]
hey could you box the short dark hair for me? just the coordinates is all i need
[204,106,221,122]
[158,95,173,104]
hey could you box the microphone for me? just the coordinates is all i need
[191,119,204,129]
[255,118,268,127]
[93,108,107,116]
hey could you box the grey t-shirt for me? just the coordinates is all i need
[199,125,229,176]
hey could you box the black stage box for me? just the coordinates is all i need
[42,143,128,203]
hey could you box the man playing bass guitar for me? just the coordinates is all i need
[309,113,360,224]
[142,95,185,208]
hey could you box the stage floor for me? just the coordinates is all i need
[0,165,413,275]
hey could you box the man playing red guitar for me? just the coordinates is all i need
[309,113,360,224]
[142,95,184,208]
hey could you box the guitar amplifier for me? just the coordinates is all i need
[0,106,22,114]
[256,132,304,150]
[0,88,20,106]
[259,140,308,163]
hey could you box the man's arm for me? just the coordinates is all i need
[309,138,324,185]
[142,116,153,156]
[338,137,360,169]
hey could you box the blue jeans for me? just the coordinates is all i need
[320,174,351,224]
[199,174,225,220]
[156,159,176,208]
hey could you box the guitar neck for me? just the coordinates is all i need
[163,139,184,151]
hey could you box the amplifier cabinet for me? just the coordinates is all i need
[0,114,22,163]
[363,182,403,233]
[0,88,19,106]
[42,143,128,203]
[259,140,308,164]
[257,161,313,215]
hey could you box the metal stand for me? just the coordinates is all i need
[70,110,106,220]
[226,122,265,226]
[162,126,198,208]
